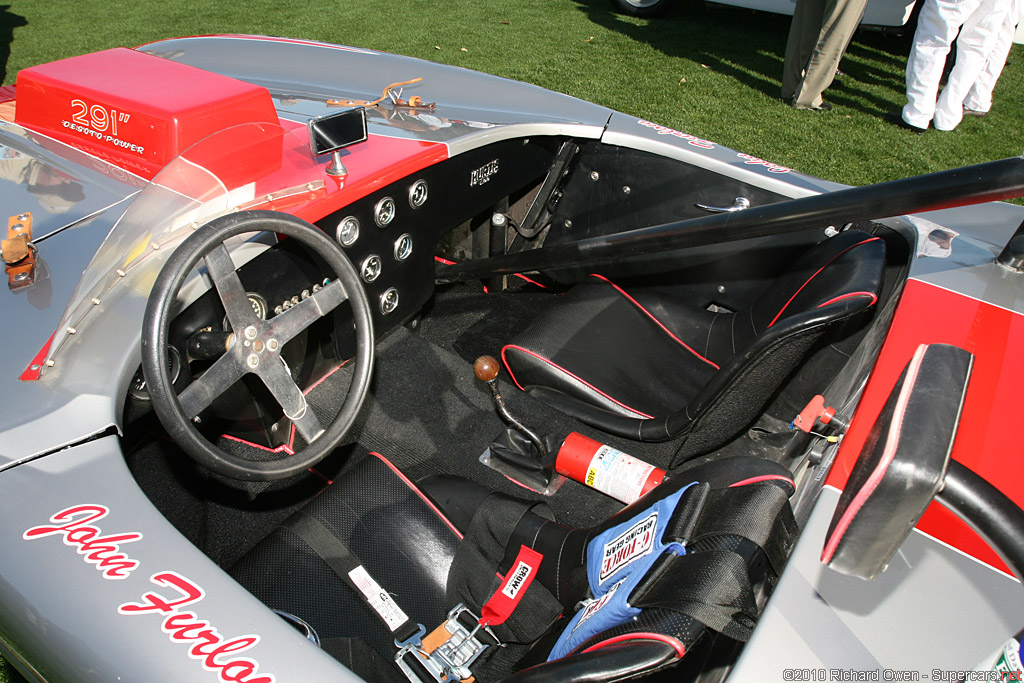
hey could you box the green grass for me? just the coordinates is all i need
[0,2,1021,681]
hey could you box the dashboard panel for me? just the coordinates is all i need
[313,136,560,334]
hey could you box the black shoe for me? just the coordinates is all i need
[885,111,925,134]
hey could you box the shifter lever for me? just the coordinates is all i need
[473,355,548,457]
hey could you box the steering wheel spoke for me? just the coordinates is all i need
[177,349,247,419]
[256,358,325,443]
[268,279,349,346]
[205,243,260,333]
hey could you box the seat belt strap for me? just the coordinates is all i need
[280,511,421,644]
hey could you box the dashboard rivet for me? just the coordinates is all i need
[268,339,280,352]
[244,326,258,340]
[247,354,259,368]
[590,171,600,181]
[622,185,631,195]
[301,289,310,299]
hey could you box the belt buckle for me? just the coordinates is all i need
[394,604,499,682]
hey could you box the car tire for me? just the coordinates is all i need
[609,0,676,17]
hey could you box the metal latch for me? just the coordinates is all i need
[395,604,498,682]
[2,212,36,290]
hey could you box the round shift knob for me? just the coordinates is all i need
[473,355,500,382]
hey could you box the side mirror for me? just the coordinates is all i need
[307,107,367,177]
[821,343,973,580]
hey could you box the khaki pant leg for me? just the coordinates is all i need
[782,0,827,99]
[791,0,869,108]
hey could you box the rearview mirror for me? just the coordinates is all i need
[308,107,367,177]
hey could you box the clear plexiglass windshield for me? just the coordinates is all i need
[44,121,324,373]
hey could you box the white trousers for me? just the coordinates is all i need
[963,0,1023,113]
[903,0,1012,130]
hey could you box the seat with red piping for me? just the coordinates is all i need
[230,450,797,682]
[501,229,885,464]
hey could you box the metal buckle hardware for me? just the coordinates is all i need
[394,604,499,682]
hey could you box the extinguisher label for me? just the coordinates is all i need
[600,512,657,581]
[585,445,657,504]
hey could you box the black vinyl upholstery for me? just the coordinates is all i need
[233,452,796,681]
[502,230,886,463]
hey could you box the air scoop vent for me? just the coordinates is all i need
[14,47,279,179]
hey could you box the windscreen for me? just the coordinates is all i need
[44,121,323,373]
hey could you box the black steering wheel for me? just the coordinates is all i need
[141,210,374,481]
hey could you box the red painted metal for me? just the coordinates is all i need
[827,278,1024,574]
[15,48,278,179]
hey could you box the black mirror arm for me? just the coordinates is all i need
[936,459,1024,585]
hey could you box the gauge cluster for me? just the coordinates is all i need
[315,137,560,334]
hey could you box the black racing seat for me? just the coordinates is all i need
[231,451,797,682]
[501,229,886,465]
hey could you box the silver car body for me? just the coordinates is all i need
[1,35,1022,682]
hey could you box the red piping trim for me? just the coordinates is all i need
[513,273,549,290]
[502,474,541,492]
[817,291,878,308]
[302,359,351,396]
[217,360,350,459]
[589,274,719,370]
[729,474,796,489]
[220,434,295,455]
[821,344,927,564]
[501,345,654,420]
[767,237,880,328]
[369,451,463,540]
[581,632,686,658]
[434,256,457,266]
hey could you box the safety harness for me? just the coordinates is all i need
[287,474,795,681]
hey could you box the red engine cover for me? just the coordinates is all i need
[15,48,279,178]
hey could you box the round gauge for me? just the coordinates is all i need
[129,345,181,402]
[380,288,399,315]
[335,216,360,247]
[394,234,413,261]
[408,180,428,208]
[360,255,382,282]
[374,197,396,228]
[224,293,268,330]
[248,293,268,320]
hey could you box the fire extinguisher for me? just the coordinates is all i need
[555,432,666,504]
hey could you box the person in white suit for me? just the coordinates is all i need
[962,0,1023,117]
[889,0,1013,133]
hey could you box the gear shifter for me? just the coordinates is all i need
[473,355,547,457]
[474,355,562,493]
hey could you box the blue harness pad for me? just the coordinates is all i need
[547,483,692,660]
